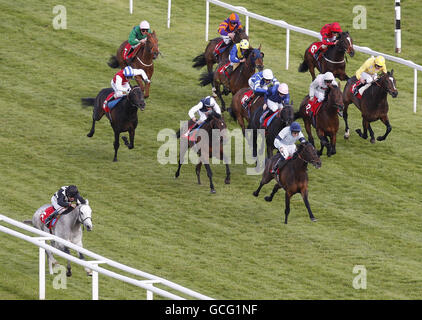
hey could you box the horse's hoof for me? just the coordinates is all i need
[253,191,259,197]
[210,189,216,194]
[311,218,318,222]
[113,158,118,162]
[66,271,72,277]
[264,196,272,202]
[376,136,384,141]
[355,129,362,136]
[87,132,94,138]
[317,151,322,156]
[224,179,230,184]
[370,138,375,144]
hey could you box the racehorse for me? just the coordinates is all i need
[192,28,248,73]
[228,88,263,136]
[342,70,398,143]
[252,142,322,224]
[295,85,344,157]
[247,99,295,159]
[24,201,93,277]
[175,112,230,194]
[298,31,355,81]
[199,46,264,111]
[107,31,160,98]
[82,86,145,162]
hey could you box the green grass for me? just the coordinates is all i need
[0,0,421,300]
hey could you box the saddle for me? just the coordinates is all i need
[350,79,364,99]
[240,89,254,109]
[305,97,322,128]
[308,41,325,62]
[260,110,280,130]
[40,206,59,229]
[123,43,141,61]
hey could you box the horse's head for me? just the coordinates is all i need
[146,31,160,60]
[208,112,227,141]
[337,31,354,57]
[379,70,398,98]
[248,46,264,71]
[297,142,322,169]
[128,86,146,110]
[78,199,92,231]
[327,84,345,115]
[233,28,249,43]
[280,104,294,127]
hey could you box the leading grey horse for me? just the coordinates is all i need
[25,200,93,277]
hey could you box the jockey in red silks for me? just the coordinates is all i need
[102,66,150,113]
[214,13,243,58]
[311,22,343,61]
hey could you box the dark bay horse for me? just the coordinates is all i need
[295,85,344,156]
[108,31,160,98]
[192,28,248,73]
[82,86,145,161]
[253,142,322,224]
[299,31,354,80]
[247,99,295,159]
[343,70,398,143]
[199,46,264,111]
[175,112,230,194]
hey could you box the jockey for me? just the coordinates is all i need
[124,20,152,62]
[354,55,387,96]
[271,122,307,174]
[214,13,243,58]
[44,185,86,227]
[219,39,249,86]
[307,71,338,117]
[188,96,222,125]
[313,22,342,60]
[260,83,290,128]
[103,66,150,113]
[242,69,279,108]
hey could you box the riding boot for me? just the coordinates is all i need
[44,210,58,228]
[271,157,286,175]
[125,47,134,62]
[353,82,364,96]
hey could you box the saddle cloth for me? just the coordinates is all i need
[39,206,58,229]
[350,80,363,99]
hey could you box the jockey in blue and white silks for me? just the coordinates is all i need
[242,69,279,108]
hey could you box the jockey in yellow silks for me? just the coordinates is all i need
[354,55,387,96]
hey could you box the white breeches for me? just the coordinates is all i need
[360,72,377,84]
[267,100,283,112]
[51,196,67,214]
[197,111,208,123]
[111,80,130,98]
[274,143,297,159]
[222,35,232,44]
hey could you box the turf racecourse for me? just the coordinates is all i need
[0,0,421,300]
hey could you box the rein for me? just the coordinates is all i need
[136,56,153,67]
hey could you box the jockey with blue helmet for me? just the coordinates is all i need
[188,96,222,124]
[102,66,150,113]
[271,122,307,174]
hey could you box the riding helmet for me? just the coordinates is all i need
[66,185,78,198]
[123,66,134,78]
[278,83,289,95]
[203,96,215,107]
[239,39,249,50]
[374,56,386,68]
[229,13,239,24]
[290,122,301,133]
[139,20,150,30]
[323,72,335,82]
[331,22,342,33]
[262,69,274,80]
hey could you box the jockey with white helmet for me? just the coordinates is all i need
[102,66,150,113]
[125,20,151,62]
[243,69,280,108]
[309,71,338,103]
[271,122,307,174]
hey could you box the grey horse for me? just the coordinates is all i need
[25,200,93,277]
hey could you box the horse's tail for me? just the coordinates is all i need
[81,98,95,107]
[199,71,214,87]
[294,110,302,120]
[298,60,309,73]
[192,53,206,69]
[23,220,33,226]
[107,55,120,68]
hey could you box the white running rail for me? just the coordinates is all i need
[0,214,214,300]
[204,0,421,113]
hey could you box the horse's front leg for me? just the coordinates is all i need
[113,130,120,162]
[214,81,226,111]
[195,162,202,184]
[330,134,337,155]
[204,163,216,193]
[377,116,392,141]
[343,103,351,139]
[301,189,317,222]
[63,247,72,277]
[122,127,135,149]
[264,183,281,202]
[356,118,369,140]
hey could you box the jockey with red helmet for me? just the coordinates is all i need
[214,13,244,57]
[311,22,342,61]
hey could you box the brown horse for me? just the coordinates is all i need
[298,31,354,81]
[82,86,145,162]
[199,47,264,111]
[295,85,344,157]
[108,31,160,98]
[228,88,264,135]
[343,71,398,143]
[175,112,230,194]
[252,142,322,224]
[192,28,248,73]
